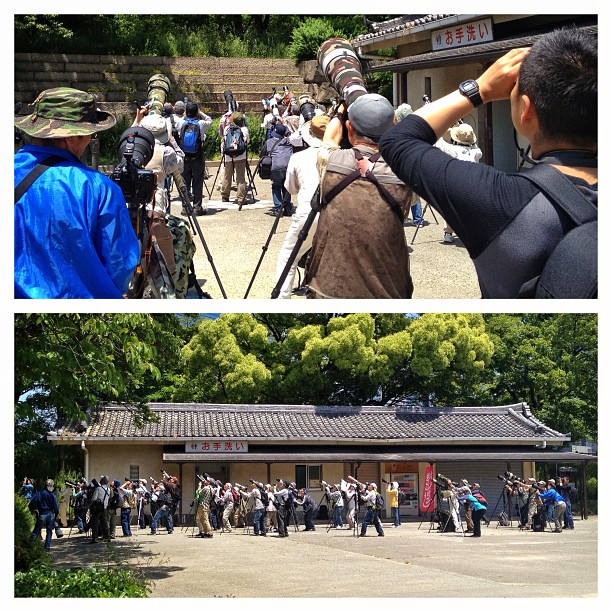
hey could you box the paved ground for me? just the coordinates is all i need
[48,516,598,599]
[171,161,481,300]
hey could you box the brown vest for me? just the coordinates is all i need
[305,147,415,298]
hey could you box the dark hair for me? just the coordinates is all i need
[518,28,597,147]
[186,102,199,118]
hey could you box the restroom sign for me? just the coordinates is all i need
[432,18,493,51]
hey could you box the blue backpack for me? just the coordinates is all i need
[179,118,202,156]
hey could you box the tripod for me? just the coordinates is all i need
[418,486,442,532]
[244,203,285,298]
[172,170,228,298]
[410,200,440,244]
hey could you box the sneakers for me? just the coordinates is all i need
[378,532,385,537]
[194,206,206,216]
[443,232,454,243]
[336,526,343,530]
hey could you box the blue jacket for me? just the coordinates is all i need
[15,145,140,298]
[457,494,487,512]
[538,488,566,504]
[31,489,59,515]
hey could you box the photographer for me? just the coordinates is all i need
[215,483,235,533]
[89,476,111,543]
[304,94,418,298]
[388,481,401,528]
[380,28,597,298]
[295,488,316,532]
[537,481,567,532]
[242,481,267,536]
[273,479,290,538]
[194,478,214,538]
[132,106,185,284]
[345,482,358,531]
[29,479,60,551]
[260,122,295,216]
[264,484,278,532]
[71,479,89,534]
[21,478,34,502]
[558,474,577,530]
[176,102,212,216]
[359,483,384,537]
[119,480,137,537]
[325,483,344,529]
[150,483,174,535]
[14,87,140,298]
[220,111,250,206]
[456,490,487,538]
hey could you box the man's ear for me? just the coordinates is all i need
[519,94,536,129]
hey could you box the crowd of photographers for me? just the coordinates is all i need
[23,469,579,550]
[14,27,597,299]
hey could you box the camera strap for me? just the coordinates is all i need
[14,155,65,204]
[319,149,404,223]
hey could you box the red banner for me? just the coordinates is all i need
[420,465,436,512]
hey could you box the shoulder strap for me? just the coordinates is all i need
[517,163,597,226]
[15,155,65,204]
[319,149,404,222]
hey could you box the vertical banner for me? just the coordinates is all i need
[420,465,436,512]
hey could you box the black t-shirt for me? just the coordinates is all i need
[379,115,598,298]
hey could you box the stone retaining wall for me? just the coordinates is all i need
[15,53,335,120]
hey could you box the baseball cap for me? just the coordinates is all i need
[347,93,395,142]
[140,114,170,145]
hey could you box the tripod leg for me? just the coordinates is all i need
[271,206,318,298]
[209,160,223,200]
[243,204,284,299]
[173,170,228,298]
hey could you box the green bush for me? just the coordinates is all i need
[14,494,49,572]
[288,18,342,62]
[14,566,149,598]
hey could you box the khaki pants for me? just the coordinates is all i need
[222,502,234,531]
[221,158,247,203]
[196,504,213,535]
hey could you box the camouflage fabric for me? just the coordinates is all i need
[318,38,367,108]
[14,87,116,138]
[167,213,196,299]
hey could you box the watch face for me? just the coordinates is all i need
[461,80,477,94]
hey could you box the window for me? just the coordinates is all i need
[424,77,432,101]
[129,465,140,481]
[295,465,321,489]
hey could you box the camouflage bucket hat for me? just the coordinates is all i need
[14,87,116,138]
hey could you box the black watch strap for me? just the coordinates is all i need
[459,80,483,108]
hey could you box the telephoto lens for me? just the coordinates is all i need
[318,37,368,108]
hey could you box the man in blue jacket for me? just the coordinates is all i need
[15,87,139,298]
[30,479,60,550]
[538,482,567,532]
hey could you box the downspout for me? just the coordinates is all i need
[81,440,89,481]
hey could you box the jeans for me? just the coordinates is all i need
[32,510,55,550]
[361,508,384,535]
[411,199,423,225]
[75,507,87,532]
[333,504,344,527]
[271,169,291,211]
[304,508,315,531]
[151,506,173,533]
[392,506,401,527]
[564,500,574,528]
[121,507,132,536]
[472,507,486,537]
[253,508,266,535]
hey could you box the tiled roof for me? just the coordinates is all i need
[354,14,456,45]
[51,402,567,444]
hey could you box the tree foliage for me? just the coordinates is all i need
[14,15,390,57]
[176,313,494,406]
[482,314,597,440]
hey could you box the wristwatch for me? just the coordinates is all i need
[458,80,483,107]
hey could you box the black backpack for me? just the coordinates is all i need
[517,163,597,299]
[224,124,246,158]
[374,492,385,510]
[179,118,203,157]
[260,489,269,506]
[397,489,406,505]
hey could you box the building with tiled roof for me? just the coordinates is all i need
[49,401,594,520]
[352,14,597,171]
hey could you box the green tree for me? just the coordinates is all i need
[483,314,597,441]
[178,313,495,406]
